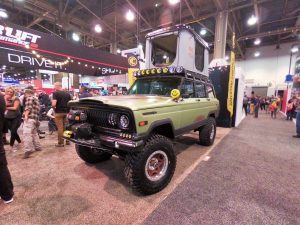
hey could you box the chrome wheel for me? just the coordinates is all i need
[145,150,169,182]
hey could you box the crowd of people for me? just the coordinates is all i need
[243,91,300,138]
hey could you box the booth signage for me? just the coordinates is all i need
[0,22,133,76]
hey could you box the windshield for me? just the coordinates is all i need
[151,34,177,67]
[128,77,182,96]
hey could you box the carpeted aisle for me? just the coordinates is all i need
[142,113,300,225]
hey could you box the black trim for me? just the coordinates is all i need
[142,111,157,115]
[174,119,209,137]
[133,119,175,141]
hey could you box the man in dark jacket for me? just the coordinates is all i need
[0,93,14,203]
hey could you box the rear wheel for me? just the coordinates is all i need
[199,117,216,146]
[124,134,176,195]
[75,145,112,164]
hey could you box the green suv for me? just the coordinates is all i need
[64,25,219,195]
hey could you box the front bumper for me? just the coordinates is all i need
[63,131,144,153]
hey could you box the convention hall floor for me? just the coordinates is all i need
[0,112,299,225]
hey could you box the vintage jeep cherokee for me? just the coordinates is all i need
[64,25,219,195]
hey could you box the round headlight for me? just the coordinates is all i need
[108,113,118,126]
[119,115,130,129]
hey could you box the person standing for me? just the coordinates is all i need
[253,96,260,118]
[4,87,22,152]
[0,92,14,203]
[243,93,248,116]
[23,89,42,158]
[79,86,93,99]
[52,82,72,147]
[293,98,300,138]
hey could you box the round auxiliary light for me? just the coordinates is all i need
[156,68,162,74]
[146,69,150,75]
[151,68,156,74]
[141,70,145,75]
[169,67,176,73]
[176,66,184,73]
[163,68,168,73]
[119,115,130,129]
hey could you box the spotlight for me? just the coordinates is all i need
[291,47,299,53]
[247,15,257,26]
[163,55,167,59]
[0,9,8,19]
[225,56,229,61]
[254,38,261,45]
[94,24,102,33]
[36,54,40,58]
[32,50,36,54]
[200,29,207,36]
[155,3,159,7]
[25,45,30,49]
[72,32,80,42]
[117,49,121,54]
[254,52,260,57]
[125,10,135,21]
[169,0,180,5]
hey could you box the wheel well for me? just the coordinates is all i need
[151,123,174,139]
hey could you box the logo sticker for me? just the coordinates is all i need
[171,89,180,99]
[128,56,138,67]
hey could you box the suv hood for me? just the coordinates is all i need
[77,95,175,111]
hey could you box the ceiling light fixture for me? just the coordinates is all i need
[247,15,257,26]
[254,52,260,57]
[169,0,180,5]
[94,24,102,33]
[0,9,8,19]
[291,46,299,53]
[254,38,261,45]
[200,29,207,36]
[72,32,80,42]
[125,10,135,21]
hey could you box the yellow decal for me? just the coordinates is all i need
[128,56,138,67]
[63,131,73,138]
[227,32,236,117]
[171,89,181,99]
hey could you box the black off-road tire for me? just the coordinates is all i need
[199,117,216,146]
[75,145,112,164]
[124,134,176,195]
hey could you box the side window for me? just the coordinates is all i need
[195,41,205,71]
[195,82,206,98]
[181,80,194,98]
[206,85,215,98]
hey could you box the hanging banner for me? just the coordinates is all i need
[227,32,236,117]
[0,22,132,76]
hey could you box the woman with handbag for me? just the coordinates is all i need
[4,87,22,152]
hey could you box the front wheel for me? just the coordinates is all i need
[199,117,216,146]
[124,134,176,195]
[75,145,112,164]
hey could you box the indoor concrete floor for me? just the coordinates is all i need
[0,122,230,225]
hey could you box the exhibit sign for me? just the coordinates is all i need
[227,32,236,117]
[0,22,132,76]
